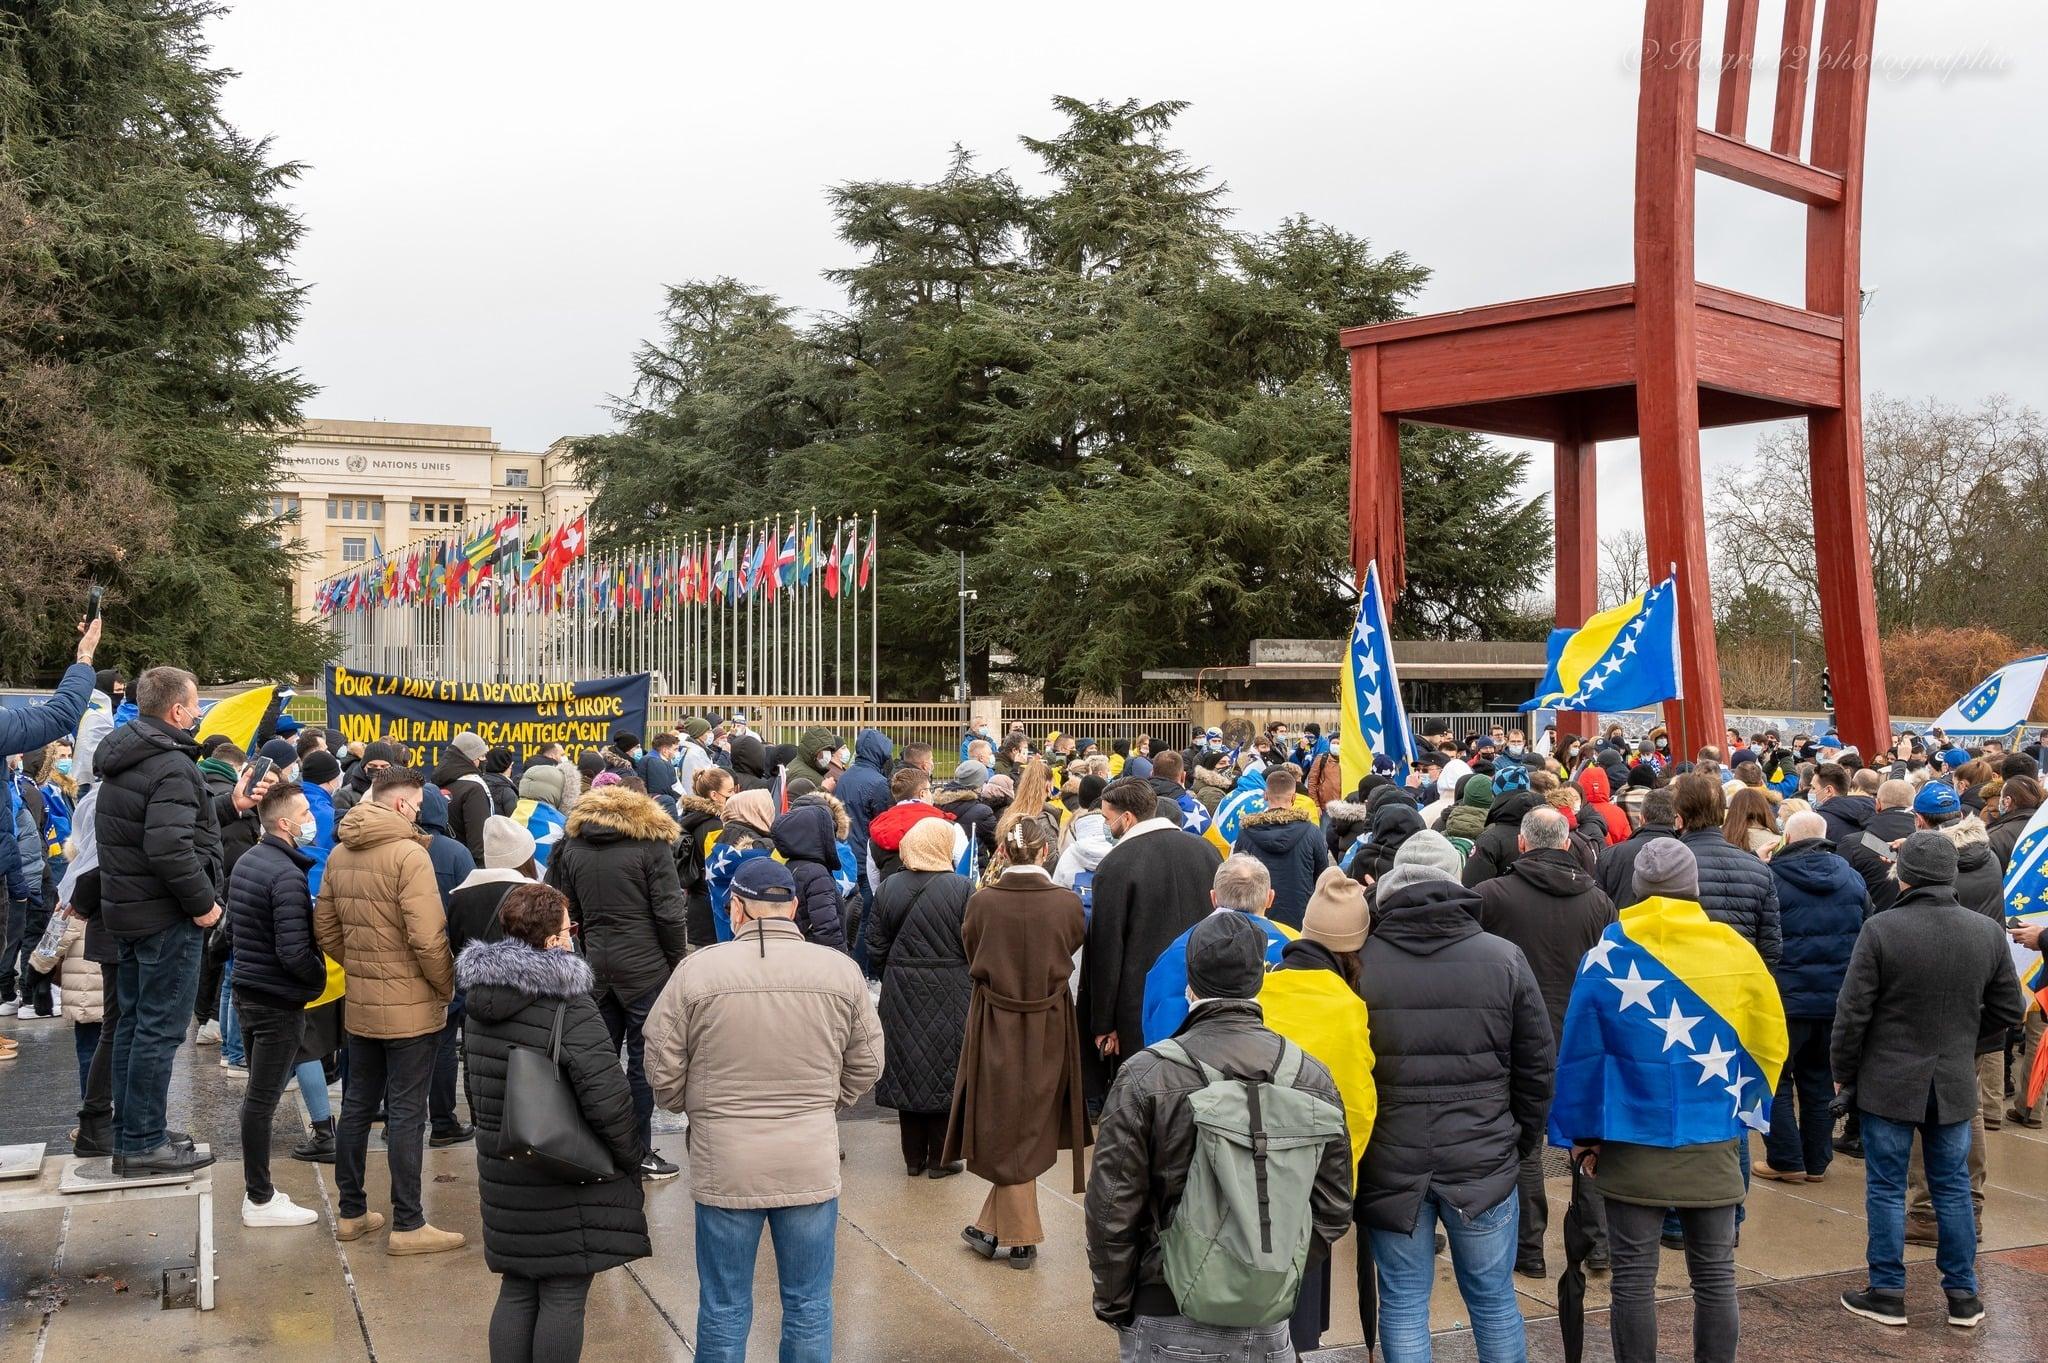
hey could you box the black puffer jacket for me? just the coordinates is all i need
[429,753,492,863]
[1598,821,1679,909]
[545,787,688,1003]
[868,868,973,1113]
[1355,875,1554,1234]
[1680,828,1782,967]
[1083,999,1353,1326]
[1816,792,1877,848]
[95,717,233,938]
[456,939,650,1277]
[1935,814,2003,921]
[1322,798,1374,863]
[1461,790,1544,887]
[769,802,846,949]
[1351,805,1425,890]
[1233,805,1329,929]
[225,835,327,1012]
[931,785,995,857]
[1474,847,1615,1040]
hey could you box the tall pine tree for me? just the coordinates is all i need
[577,97,1549,698]
[0,0,324,683]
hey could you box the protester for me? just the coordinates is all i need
[315,765,463,1254]
[1257,866,1379,1355]
[784,725,842,791]
[946,818,1090,1268]
[1576,766,1631,847]
[512,760,570,872]
[704,787,775,944]
[332,740,397,818]
[1758,810,1866,1185]
[1474,805,1614,1276]
[638,732,681,814]
[545,781,688,1180]
[1812,764,1873,847]
[1833,830,2022,1328]
[868,819,973,1177]
[1911,781,2002,921]
[1461,770,1543,885]
[457,883,649,1363]
[643,856,883,1362]
[225,781,328,1227]
[480,747,521,816]
[1553,838,1788,1363]
[1724,787,1779,856]
[1231,766,1328,928]
[1598,788,1678,908]
[1086,911,1351,1359]
[1839,777,1916,914]
[432,731,495,863]
[770,799,849,949]
[98,665,268,1176]
[1358,829,1551,1363]
[1080,777,1222,1092]
[448,816,540,957]
[1673,772,1781,967]
[1986,773,2041,871]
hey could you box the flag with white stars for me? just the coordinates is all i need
[2001,798,2048,994]
[1547,896,1787,1151]
[1340,560,1412,794]
[1523,573,1683,715]
[1931,653,2048,737]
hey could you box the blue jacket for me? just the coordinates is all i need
[1767,837,1868,1018]
[1140,911,1294,1045]
[834,728,895,863]
[416,785,477,912]
[303,781,336,899]
[0,664,94,761]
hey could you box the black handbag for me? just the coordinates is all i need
[500,1001,619,1183]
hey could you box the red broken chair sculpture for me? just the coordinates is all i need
[1343,0,1890,754]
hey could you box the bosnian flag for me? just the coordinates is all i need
[1933,654,2048,737]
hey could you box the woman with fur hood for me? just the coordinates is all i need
[1191,752,1236,814]
[544,783,688,1180]
[457,883,648,1363]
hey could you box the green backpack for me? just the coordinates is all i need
[1150,1036,1347,1328]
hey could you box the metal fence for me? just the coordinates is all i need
[1003,705,1192,756]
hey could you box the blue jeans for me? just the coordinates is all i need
[74,1020,100,1097]
[1863,1110,1976,1295]
[219,960,244,1065]
[1370,1190,1526,1363]
[111,923,204,1156]
[693,1200,838,1363]
[296,1058,331,1123]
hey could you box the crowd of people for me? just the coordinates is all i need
[4,642,2044,1362]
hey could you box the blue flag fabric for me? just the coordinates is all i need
[1523,574,1683,713]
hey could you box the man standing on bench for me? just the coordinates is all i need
[97,665,274,1177]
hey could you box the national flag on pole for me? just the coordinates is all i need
[1932,654,2048,737]
[840,522,857,589]
[761,527,779,603]
[824,522,843,599]
[800,519,816,585]
[746,531,767,597]
[1340,561,1412,791]
[859,527,875,588]
[1524,573,1683,713]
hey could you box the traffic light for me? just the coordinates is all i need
[1820,666,1833,711]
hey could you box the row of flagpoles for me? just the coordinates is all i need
[312,507,880,692]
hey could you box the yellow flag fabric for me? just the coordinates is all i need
[198,684,276,751]
[1624,896,1789,1094]
[1257,967,1377,1169]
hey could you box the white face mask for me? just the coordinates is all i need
[292,818,317,847]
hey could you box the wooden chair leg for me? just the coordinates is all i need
[1809,408,1889,752]
[1553,436,1599,741]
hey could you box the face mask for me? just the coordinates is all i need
[55,758,72,777]
[1507,745,1524,756]
[294,819,318,847]
[1656,738,1668,751]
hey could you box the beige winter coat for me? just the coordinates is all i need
[58,918,103,1025]
[314,801,454,1040]
[643,917,883,1209]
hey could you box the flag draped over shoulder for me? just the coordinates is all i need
[1257,966,1376,1169]
[1524,574,1682,713]
[1204,769,1267,856]
[1548,896,1787,1150]
[1340,560,1411,793]
[197,684,276,751]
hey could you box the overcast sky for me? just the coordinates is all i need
[210,0,2045,541]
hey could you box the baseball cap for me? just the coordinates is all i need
[731,856,796,903]
[1941,747,1971,770]
[1912,781,1962,821]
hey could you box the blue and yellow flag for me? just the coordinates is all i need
[1204,768,1267,856]
[1548,896,1787,1150]
[1341,560,1411,794]
[197,684,276,751]
[1523,573,1682,714]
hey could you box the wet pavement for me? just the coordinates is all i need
[4,1009,2047,1360]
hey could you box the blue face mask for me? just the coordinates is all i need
[55,758,73,777]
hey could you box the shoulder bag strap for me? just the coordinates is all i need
[548,999,569,1064]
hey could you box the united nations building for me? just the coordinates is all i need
[271,419,592,617]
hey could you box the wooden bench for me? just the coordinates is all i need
[0,1143,215,1310]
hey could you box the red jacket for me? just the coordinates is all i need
[868,800,953,854]
[1575,769,1631,847]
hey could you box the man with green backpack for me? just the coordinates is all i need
[1086,912,1354,1361]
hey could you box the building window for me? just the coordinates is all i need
[268,495,300,520]
[340,500,353,520]
[341,537,368,563]
[504,468,530,488]
[410,500,464,524]
[324,499,337,520]
[371,500,383,521]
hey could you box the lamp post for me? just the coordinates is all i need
[957,550,977,723]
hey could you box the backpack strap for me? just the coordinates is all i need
[1271,1038,1305,1090]
[1149,1036,1221,1086]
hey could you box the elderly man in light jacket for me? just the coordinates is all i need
[644,855,882,1363]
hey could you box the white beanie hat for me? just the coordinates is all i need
[483,814,536,870]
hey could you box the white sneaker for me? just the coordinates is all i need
[0,1000,18,1018]
[242,1192,319,1228]
[195,1020,222,1045]
[220,1060,249,1079]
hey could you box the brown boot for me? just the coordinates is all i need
[1903,1217,1940,1248]
[335,1211,386,1242]
[386,1223,465,1256]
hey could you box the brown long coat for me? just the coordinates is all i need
[943,868,1090,1190]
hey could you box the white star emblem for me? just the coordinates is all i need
[1738,1102,1772,1133]
[1356,652,1380,682]
[1580,937,1621,974]
[1607,961,1662,1012]
[1600,658,1625,679]
[1361,688,1383,717]
[1617,634,1639,657]
[1353,617,1374,645]
[1689,1036,1736,1083]
[834,872,857,896]
[1725,1073,1752,1104]
[1650,999,1703,1052]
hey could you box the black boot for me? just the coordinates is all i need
[292,1118,336,1164]
[72,1119,115,1159]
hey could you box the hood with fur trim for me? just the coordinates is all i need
[793,791,851,841]
[563,784,681,845]
[457,937,595,1022]
[1193,763,1236,793]
[677,793,722,820]
[1241,805,1310,829]
[1931,811,1991,854]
